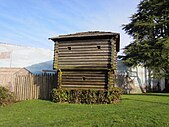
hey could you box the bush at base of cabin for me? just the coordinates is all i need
[0,86,14,107]
[51,87,123,104]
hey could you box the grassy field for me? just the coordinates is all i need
[0,93,169,127]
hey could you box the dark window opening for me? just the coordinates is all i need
[97,45,101,49]
[67,47,71,50]
[82,77,86,81]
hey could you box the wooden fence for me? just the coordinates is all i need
[14,74,57,101]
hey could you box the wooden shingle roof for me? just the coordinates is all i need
[49,31,119,40]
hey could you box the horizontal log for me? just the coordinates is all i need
[58,53,111,57]
[61,87,105,90]
[62,75,106,78]
[58,58,111,62]
[62,73,106,76]
[58,56,110,59]
[58,65,110,70]
[58,44,109,48]
[58,66,110,69]
[62,78,106,82]
[62,77,107,80]
[62,72,107,76]
[62,78,107,82]
[59,66,110,69]
[59,66,108,70]
[58,39,110,46]
[61,82,105,85]
[59,61,109,65]
[62,77,107,79]
[61,85,105,89]
[59,50,110,54]
[59,62,110,64]
[62,71,107,74]
[53,66,110,70]
[58,48,111,52]
[58,45,111,51]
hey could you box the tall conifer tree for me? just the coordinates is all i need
[121,0,169,91]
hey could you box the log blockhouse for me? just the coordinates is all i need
[49,31,120,89]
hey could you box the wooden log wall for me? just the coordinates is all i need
[54,39,111,70]
[54,42,59,69]
[60,70,108,89]
[53,35,119,90]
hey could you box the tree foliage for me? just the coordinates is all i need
[121,0,169,91]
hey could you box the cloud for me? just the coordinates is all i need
[0,0,140,51]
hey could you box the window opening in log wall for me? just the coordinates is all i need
[82,77,86,81]
[97,45,101,49]
[67,47,71,50]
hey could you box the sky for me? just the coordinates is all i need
[0,0,141,53]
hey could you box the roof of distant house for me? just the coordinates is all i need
[0,67,31,75]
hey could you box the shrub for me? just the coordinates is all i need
[0,86,15,107]
[51,87,123,104]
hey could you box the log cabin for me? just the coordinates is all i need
[49,31,120,89]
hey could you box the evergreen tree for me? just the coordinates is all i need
[121,0,169,91]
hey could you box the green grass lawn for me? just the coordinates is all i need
[0,93,169,127]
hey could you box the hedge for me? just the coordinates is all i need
[51,87,123,104]
[0,86,15,107]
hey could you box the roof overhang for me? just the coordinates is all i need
[49,31,120,52]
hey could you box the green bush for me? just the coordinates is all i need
[51,87,123,104]
[0,86,14,107]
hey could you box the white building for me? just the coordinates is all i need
[117,60,165,93]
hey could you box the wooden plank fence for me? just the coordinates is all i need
[14,73,57,101]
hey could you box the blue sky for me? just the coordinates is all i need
[0,0,140,53]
